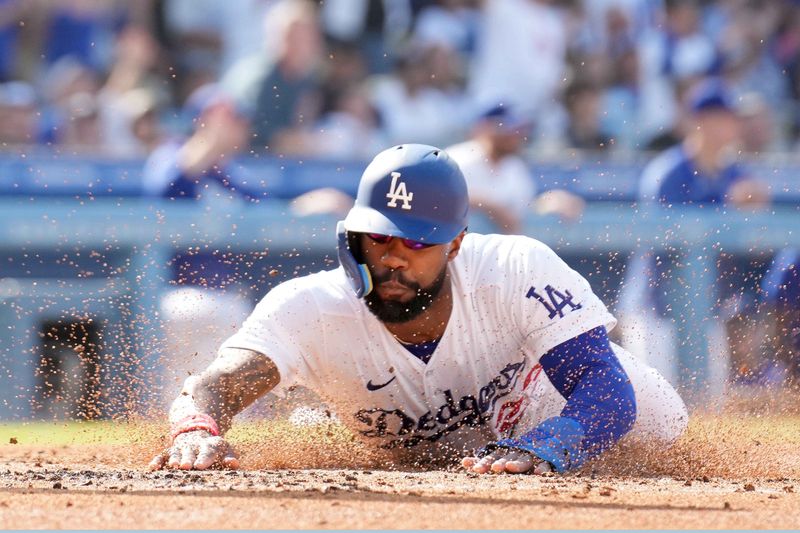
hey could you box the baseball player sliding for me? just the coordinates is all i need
[150,144,688,475]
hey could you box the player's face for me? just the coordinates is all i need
[358,232,463,323]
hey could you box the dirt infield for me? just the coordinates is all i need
[2,410,800,530]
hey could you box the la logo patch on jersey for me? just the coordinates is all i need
[526,285,582,319]
[386,172,413,210]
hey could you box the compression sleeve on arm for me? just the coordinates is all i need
[494,326,636,472]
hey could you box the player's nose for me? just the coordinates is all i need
[380,239,409,270]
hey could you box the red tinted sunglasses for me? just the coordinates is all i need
[365,233,436,250]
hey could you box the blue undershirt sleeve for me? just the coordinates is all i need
[493,326,636,472]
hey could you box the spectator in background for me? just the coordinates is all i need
[0,0,29,81]
[33,25,165,156]
[424,41,469,96]
[446,104,535,234]
[717,0,789,126]
[737,91,783,154]
[225,0,324,153]
[619,78,771,389]
[158,0,276,109]
[0,81,39,147]
[637,0,720,149]
[97,25,165,157]
[257,39,387,159]
[638,79,769,207]
[37,57,101,145]
[775,3,800,142]
[40,0,130,73]
[712,1,792,152]
[142,84,261,405]
[469,0,568,144]
[320,39,370,98]
[557,1,609,84]
[320,0,414,74]
[58,91,103,153]
[574,1,651,153]
[291,82,388,159]
[563,78,612,151]
[413,0,481,57]
[121,87,165,155]
[143,84,259,202]
[757,248,800,387]
[599,47,640,152]
[580,0,656,53]
[162,0,274,78]
[446,104,585,235]
[370,42,470,148]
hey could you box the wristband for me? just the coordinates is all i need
[492,416,586,473]
[170,413,220,442]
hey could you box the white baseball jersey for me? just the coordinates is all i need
[221,232,682,455]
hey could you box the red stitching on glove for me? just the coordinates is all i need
[170,413,220,442]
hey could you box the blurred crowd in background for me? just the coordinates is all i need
[0,0,799,159]
[0,0,797,399]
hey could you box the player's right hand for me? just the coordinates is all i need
[148,430,239,471]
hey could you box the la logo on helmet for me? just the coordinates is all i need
[386,172,413,210]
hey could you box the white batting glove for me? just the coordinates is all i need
[461,448,553,475]
[148,430,239,471]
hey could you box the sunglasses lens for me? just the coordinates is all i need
[366,233,392,244]
[366,233,434,250]
[404,239,434,250]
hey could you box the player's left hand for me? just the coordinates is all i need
[461,448,553,475]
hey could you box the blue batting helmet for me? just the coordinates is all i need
[337,144,469,297]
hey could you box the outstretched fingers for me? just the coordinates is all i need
[192,437,239,470]
[151,433,239,471]
[221,443,239,469]
[462,449,550,475]
[179,444,197,470]
[501,452,536,473]
[167,447,182,469]
[148,450,168,471]
[490,456,509,473]
[193,437,223,470]
[462,450,505,474]
[461,456,478,469]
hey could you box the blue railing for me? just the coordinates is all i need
[2,152,800,202]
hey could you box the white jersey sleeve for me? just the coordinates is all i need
[512,238,616,356]
[219,276,324,390]
[465,234,616,358]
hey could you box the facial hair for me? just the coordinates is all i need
[364,265,448,323]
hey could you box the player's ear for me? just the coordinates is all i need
[445,231,466,261]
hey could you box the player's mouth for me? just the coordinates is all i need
[378,281,414,299]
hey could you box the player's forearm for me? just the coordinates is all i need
[508,326,636,471]
[169,348,281,434]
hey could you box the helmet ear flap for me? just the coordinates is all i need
[337,221,373,298]
[347,230,364,264]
